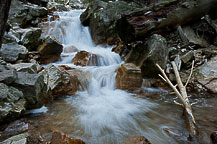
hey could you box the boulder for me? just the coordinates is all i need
[38,36,63,64]
[51,131,85,144]
[41,65,79,96]
[0,70,17,85]
[8,0,48,27]
[196,56,217,93]
[125,34,168,78]
[72,51,101,66]
[115,63,143,90]
[13,72,52,109]
[0,133,29,144]
[80,0,142,45]
[0,43,28,63]
[47,3,70,12]
[15,27,42,51]
[140,34,168,77]
[121,136,151,144]
[0,83,26,123]
[66,68,92,91]
[11,63,38,74]
[211,131,217,144]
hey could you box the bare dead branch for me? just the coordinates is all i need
[185,60,195,87]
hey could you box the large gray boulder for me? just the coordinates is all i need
[0,70,17,85]
[80,0,142,45]
[196,56,217,93]
[8,0,48,27]
[0,83,26,123]
[0,43,28,63]
[13,27,42,51]
[13,72,52,109]
[125,34,168,78]
[140,34,168,77]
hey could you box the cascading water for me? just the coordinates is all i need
[29,10,194,144]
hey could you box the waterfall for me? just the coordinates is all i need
[42,10,159,144]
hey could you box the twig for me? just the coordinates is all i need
[185,60,195,87]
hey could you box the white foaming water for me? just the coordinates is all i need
[43,10,158,143]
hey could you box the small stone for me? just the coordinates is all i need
[51,131,85,144]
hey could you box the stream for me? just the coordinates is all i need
[26,10,217,144]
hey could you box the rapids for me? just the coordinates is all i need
[26,10,217,144]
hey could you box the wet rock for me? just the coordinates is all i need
[211,131,217,144]
[0,83,26,123]
[63,45,78,53]
[0,133,29,144]
[196,56,217,93]
[0,70,17,85]
[13,72,52,109]
[66,68,92,91]
[0,120,31,141]
[80,0,142,45]
[41,65,79,96]
[9,0,48,27]
[121,136,151,144]
[38,36,63,64]
[51,131,85,144]
[116,63,143,90]
[72,51,101,66]
[11,63,38,74]
[0,43,28,63]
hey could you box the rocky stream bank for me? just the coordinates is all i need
[1,0,217,144]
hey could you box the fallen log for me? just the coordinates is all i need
[116,0,217,43]
[156,61,199,138]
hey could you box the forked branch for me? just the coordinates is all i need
[156,61,198,137]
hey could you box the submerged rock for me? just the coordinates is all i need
[121,136,151,144]
[196,56,217,93]
[51,131,85,144]
[38,36,63,64]
[13,72,52,109]
[41,65,79,96]
[72,51,101,66]
[0,43,28,63]
[116,63,142,90]
[0,83,26,123]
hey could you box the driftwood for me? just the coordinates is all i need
[156,61,199,137]
[116,0,217,43]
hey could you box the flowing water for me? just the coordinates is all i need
[26,10,217,144]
